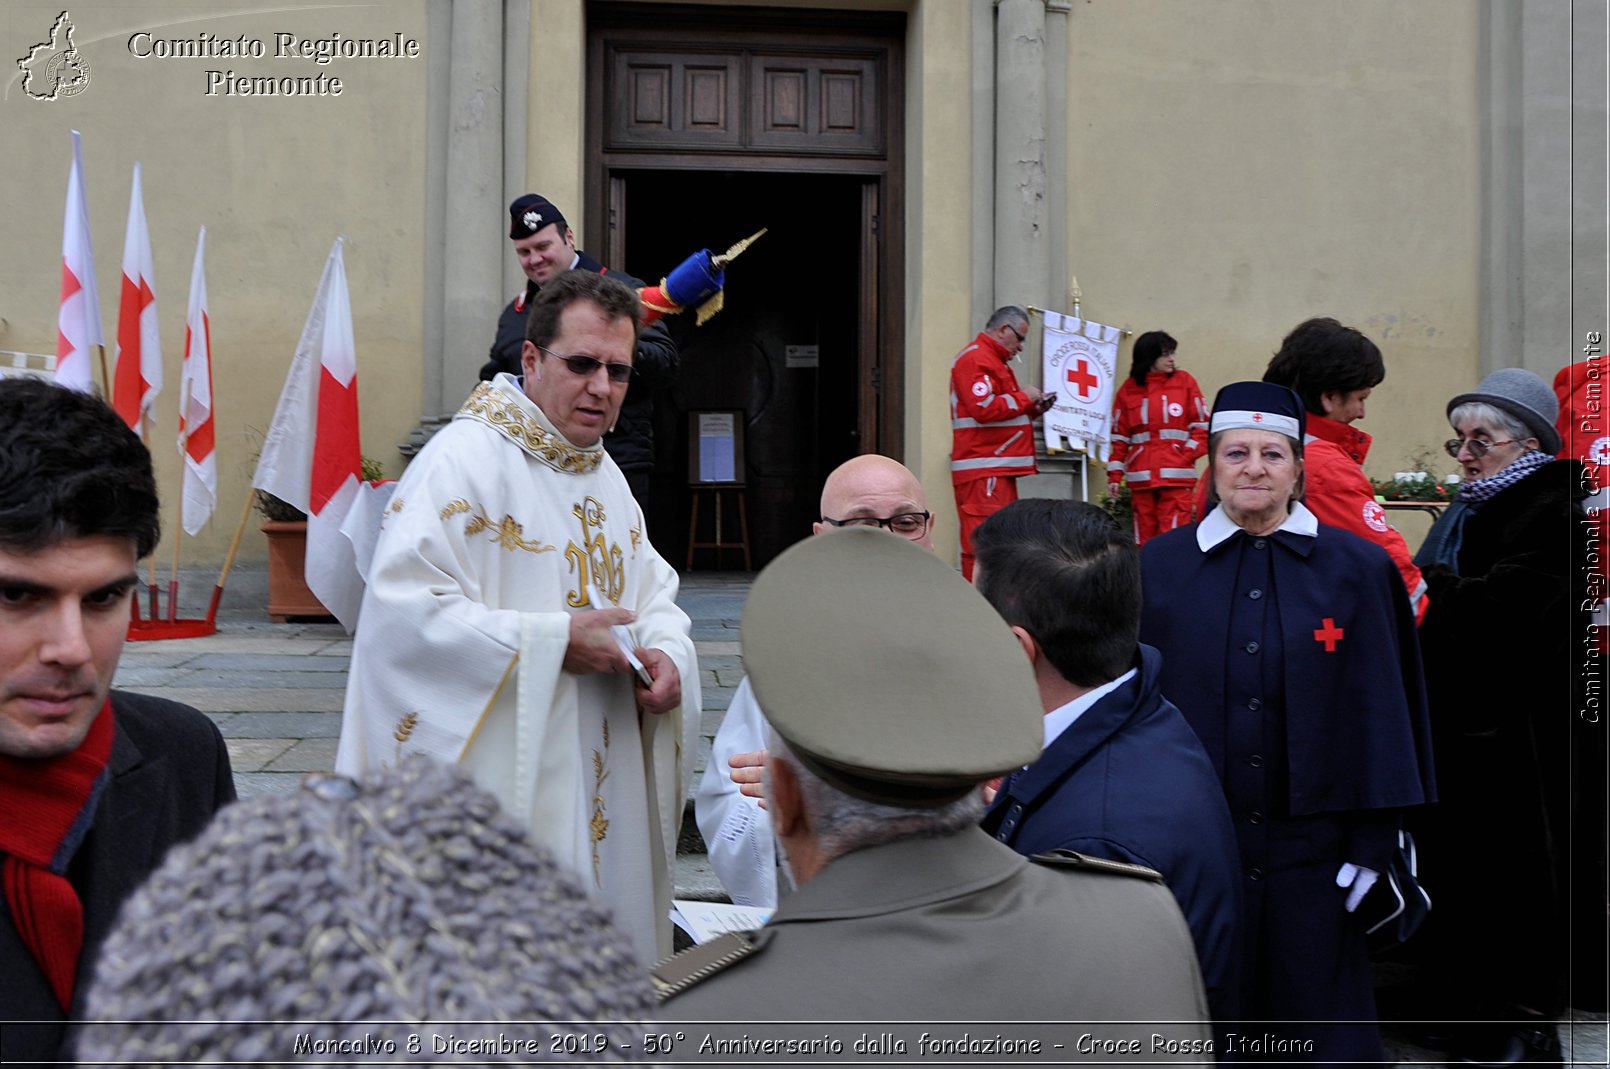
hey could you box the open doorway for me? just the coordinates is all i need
[621,169,870,567]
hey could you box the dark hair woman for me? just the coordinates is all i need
[1107,331,1208,544]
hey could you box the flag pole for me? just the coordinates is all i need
[96,343,110,397]
[206,489,257,625]
[142,412,160,616]
[168,451,185,622]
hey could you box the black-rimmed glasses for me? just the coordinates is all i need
[821,511,932,538]
[1444,437,1518,459]
[1003,324,1026,344]
[538,345,635,384]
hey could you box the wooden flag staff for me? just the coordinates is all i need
[142,412,160,617]
[167,465,185,623]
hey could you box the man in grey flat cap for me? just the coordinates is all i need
[656,528,1211,1039]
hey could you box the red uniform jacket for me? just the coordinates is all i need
[1107,371,1209,489]
[949,331,1038,484]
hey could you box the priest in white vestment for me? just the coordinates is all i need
[337,272,699,965]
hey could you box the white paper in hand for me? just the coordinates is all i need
[590,581,653,686]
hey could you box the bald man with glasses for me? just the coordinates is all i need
[696,455,936,909]
[949,306,1056,579]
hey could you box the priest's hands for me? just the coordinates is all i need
[634,648,682,715]
[564,608,637,675]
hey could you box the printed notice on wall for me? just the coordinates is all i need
[697,412,737,482]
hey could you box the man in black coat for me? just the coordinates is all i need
[480,193,679,506]
[0,378,235,1064]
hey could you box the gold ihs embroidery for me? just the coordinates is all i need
[590,719,611,886]
[566,497,626,607]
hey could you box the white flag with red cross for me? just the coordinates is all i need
[178,227,216,535]
[55,130,104,393]
[112,163,162,433]
[1041,310,1121,457]
[253,238,371,632]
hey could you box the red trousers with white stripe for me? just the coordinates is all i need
[954,475,1018,580]
[1130,486,1193,545]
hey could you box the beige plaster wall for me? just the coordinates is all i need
[526,0,588,244]
[1059,0,1484,486]
[904,0,976,546]
[2,0,429,564]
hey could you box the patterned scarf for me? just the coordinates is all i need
[0,699,115,1010]
[1458,448,1551,503]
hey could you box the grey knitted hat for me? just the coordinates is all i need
[77,758,655,1066]
[1447,367,1561,455]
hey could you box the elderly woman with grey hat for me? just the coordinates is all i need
[1410,368,1590,1067]
[1138,381,1436,1064]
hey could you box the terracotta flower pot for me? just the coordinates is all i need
[261,520,334,622]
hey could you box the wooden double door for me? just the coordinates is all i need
[585,4,905,567]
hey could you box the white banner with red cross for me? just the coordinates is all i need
[1041,310,1121,457]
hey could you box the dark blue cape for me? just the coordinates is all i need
[1139,521,1436,817]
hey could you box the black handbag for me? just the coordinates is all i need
[1360,829,1431,948]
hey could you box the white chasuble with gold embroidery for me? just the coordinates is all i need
[336,374,700,964]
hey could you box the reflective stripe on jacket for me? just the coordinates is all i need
[1107,371,1208,489]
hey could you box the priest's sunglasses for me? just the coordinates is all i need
[1443,436,1519,459]
[538,345,636,384]
[820,511,932,538]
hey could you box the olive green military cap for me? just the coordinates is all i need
[741,526,1043,807]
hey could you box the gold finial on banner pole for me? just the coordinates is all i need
[711,228,767,270]
[1069,276,1082,320]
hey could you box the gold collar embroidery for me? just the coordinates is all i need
[456,381,604,475]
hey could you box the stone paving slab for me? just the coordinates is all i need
[111,666,197,687]
[123,634,346,656]
[265,737,341,772]
[233,772,305,799]
[215,711,345,738]
[168,668,351,689]
[122,686,346,713]
[698,640,742,656]
[224,738,295,771]
[179,652,354,672]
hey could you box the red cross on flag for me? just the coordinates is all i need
[1065,357,1101,401]
[112,163,162,434]
[55,131,103,393]
[253,238,372,632]
[177,228,216,535]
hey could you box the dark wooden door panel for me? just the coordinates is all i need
[609,50,743,149]
[749,55,881,155]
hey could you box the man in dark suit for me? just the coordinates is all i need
[480,193,679,507]
[972,499,1242,1025]
[0,377,235,1064]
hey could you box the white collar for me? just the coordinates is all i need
[1043,668,1138,747]
[1196,501,1319,551]
[566,251,581,272]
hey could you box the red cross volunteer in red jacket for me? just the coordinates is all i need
[1260,318,1427,621]
[1107,331,1209,544]
[949,306,1054,579]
